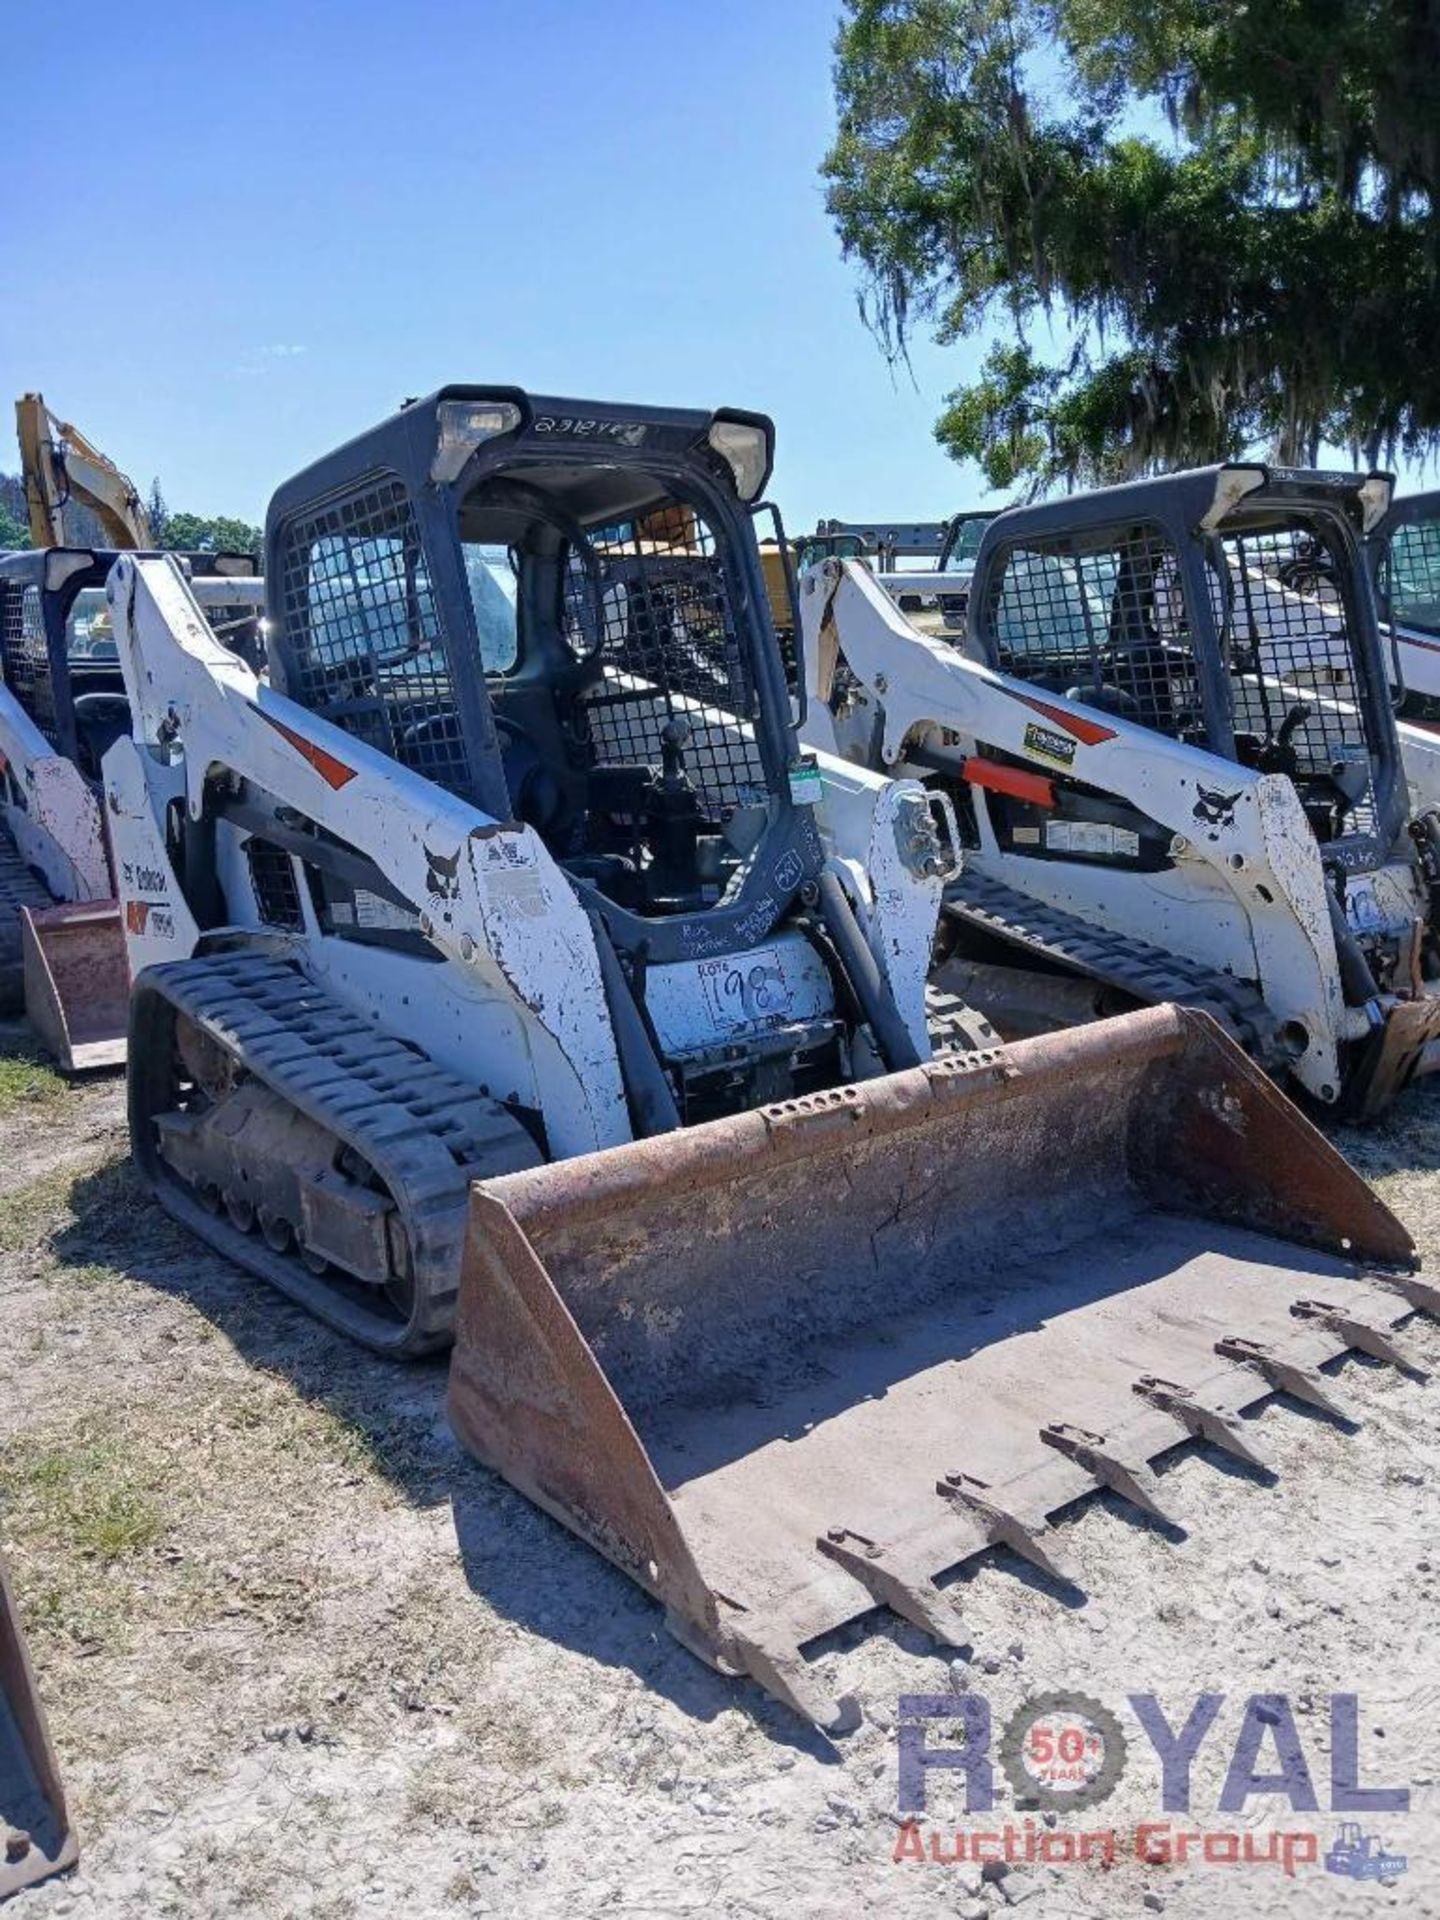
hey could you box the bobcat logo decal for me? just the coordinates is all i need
[1192,785,1241,838]
[424,843,463,901]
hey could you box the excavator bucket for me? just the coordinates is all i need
[449,1006,1421,1728]
[21,903,129,1073]
[0,1550,77,1899]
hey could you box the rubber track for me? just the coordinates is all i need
[134,950,540,1355]
[925,980,1001,1056]
[945,868,1281,1063]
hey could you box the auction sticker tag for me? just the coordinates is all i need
[1023,721,1077,769]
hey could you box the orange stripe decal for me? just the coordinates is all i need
[964,755,1057,809]
[261,712,359,789]
[1003,688,1117,747]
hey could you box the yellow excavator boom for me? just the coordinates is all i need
[14,392,152,549]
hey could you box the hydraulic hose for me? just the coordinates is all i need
[815,867,923,1074]
[585,910,682,1137]
[1325,880,1382,1007]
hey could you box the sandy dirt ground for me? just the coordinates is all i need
[2,1029,1438,1920]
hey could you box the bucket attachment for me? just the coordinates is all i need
[448,1006,1419,1730]
[0,1550,77,1900]
[22,903,129,1073]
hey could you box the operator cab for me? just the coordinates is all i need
[970,466,1403,862]
[267,388,819,962]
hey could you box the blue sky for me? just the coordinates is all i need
[0,0,994,532]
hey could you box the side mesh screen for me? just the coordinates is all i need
[0,584,58,744]
[276,477,475,799]
[1387,516,1440,637]
[244,838,306,930]
[983,526,1206,742]
[1215,525,1380,836]
[566,506,768,816]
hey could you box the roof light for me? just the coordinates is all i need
[43,549,94,592]
[707,419,769,502]
[432,400,522,484]
[1200,465,1268,531]
[1358,473,1394,534]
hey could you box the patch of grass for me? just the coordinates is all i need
[40,1259,121,1293]
[0,1164,86,1253]
[0,1145,137,1256]
[0,1045,68,1113]
[5,1422,164,1563]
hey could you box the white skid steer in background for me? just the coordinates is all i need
[103,396,1427,1727]
[0,546,264,1066]
[803,464,1440,1119]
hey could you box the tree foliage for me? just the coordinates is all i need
[145,479,262,557]
[0,472,30,549]
[824,0,1440,492]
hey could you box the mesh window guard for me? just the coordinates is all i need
[566,506,769,816]
[1217,527,1379,837]
[1388,518,1440,636]
[277,478,474,799]
[984,528,1207,741]
[0,585,58,744]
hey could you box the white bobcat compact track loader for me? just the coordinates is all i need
[803,464,1440,1118]
[103,397,1426,1727]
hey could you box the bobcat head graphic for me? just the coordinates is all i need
[1192,785,1241,838]
[424,843,463,901]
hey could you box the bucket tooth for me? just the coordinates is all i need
[719,1620,861,1734]
[818,1528,967,1647]
[1039,1422,1182,1530]
[1133,1375,1273,1473]
[1289,1299,1424,1374]
[1215,1336,1355,1423]
[1368,1273,1440,1320]
[936,1473,1081,1589]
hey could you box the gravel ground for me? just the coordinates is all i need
[1,1036,1437,1920]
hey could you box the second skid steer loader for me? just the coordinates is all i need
[802,464,1440,1118]
[103,394,1427,1724]
[0,547,265,1065]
